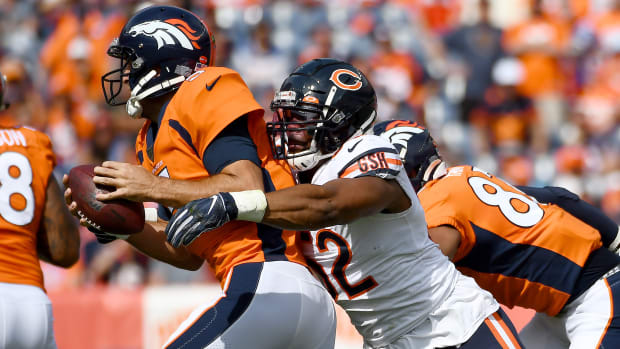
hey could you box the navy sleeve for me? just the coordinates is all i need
[202,115,260,174]
[519,185,619,248]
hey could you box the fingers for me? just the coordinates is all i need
[96,188,126,201]
[166,211,188,247]
[64,187,72,205]
[94,165,120,178]
[79,217,91,227]
[93,175,119,187]
[100,161,124,170]
[63,187,81,218]
[62,174,69,187]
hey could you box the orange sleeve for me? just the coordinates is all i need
[425,215,473,262]
[173,68,264,158]
[419,176,477,262]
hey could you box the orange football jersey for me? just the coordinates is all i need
[0,126,57,291]
[418,165,603,316]
[135,67,306,284]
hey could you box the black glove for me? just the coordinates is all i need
[87,225,118,244]
[165,192,238,247]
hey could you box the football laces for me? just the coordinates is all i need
[77,210,102,231]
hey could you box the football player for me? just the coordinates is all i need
[62,6,336,349]
[0,70,80,348]
[165,58,524,348]
[373,119,620,349]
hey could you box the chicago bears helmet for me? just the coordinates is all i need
[267,58,377,172]
[373,120,445,191]
[102,5,215,118]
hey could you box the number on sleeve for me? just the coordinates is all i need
[468,176,544,227]
[0,152,35,225]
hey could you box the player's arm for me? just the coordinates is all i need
[37,174,80,268]
[261,177,410,229]
[427,226,460,260]
[93,116,264,208]
[518,185,620,252]
[125,220,204,270]
[165,176,411,247]
[62,176,203,270]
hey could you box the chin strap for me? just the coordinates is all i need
[126,70,186,118]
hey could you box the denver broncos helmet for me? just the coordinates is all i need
[102,5,215,118]
[373,120,445,191]
[267,58,377,172]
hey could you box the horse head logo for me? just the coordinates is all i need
[127,19,201,50]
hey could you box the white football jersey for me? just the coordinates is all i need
[304,135,461,347]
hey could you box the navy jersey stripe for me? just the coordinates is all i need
[137,150,144,164]
[337,147,398,178]
[457,222,580,294]
[168,119,199,157]
[165,263,263,348]
[145,100,170,161]
[567,248,620,303]
[202,116,260,174]
[258,168,288,261]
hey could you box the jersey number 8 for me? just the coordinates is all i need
[468,176,544,228]
[0,152,35,226]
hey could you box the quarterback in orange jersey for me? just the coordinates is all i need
[374,119,620,349]
[0,71,80,348]
[63,6,335,349]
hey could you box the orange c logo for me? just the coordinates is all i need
[330,69,363,91]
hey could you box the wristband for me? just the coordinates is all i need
[229,190,268,223]
[145,207,158,223]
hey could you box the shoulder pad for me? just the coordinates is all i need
[334,135,403,179]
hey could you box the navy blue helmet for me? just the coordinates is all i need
[267,58,377,172]
[102,5,215,113]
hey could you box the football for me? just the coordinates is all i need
[68,164,145,235]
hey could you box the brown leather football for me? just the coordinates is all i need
[68,164,145,235]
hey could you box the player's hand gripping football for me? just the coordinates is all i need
[62,174,128,244]
[93,161,157,202]
[165,193,239,247]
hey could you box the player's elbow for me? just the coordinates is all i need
[52,248,80,268]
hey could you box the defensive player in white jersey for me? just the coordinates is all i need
[165,59,524,348]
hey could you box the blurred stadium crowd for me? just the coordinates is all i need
[0,0,618,289]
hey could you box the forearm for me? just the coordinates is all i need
[262,184,345,230]
[150,160,265,208]
[165,177,408,248]
[262,178,404,230]
[151,174,245,208]
[39,176,81,268]
[126,220,203,270]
